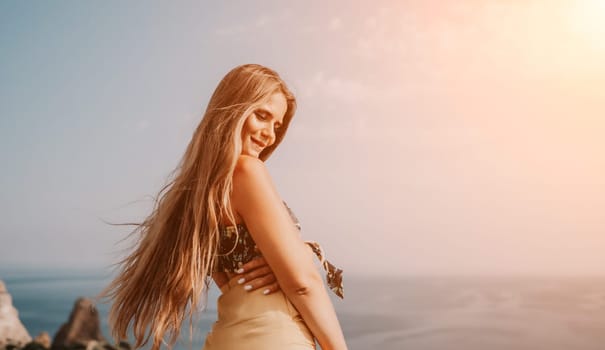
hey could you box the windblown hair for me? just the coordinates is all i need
[94,64,296,350]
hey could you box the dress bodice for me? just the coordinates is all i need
[212,201,344,299]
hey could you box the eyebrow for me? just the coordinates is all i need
[258,108,284,125]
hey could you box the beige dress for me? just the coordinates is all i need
[202,202,343,350]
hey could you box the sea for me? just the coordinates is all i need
[1,268,604,350]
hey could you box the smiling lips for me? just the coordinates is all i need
[252,138,266,149]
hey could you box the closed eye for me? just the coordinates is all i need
[256,108,283,130]
[255,111,267,120]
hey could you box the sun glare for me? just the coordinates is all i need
[568,0,605,50]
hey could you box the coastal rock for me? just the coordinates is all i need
[33,332,51,349]
[22,341,48,350]
[51,298,106,350]
[0,280,32,348]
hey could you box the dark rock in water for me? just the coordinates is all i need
[51,298,106,350]
[21,342,48,350]
[0,280,32,349]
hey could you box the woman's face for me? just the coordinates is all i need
[241,92,288,158]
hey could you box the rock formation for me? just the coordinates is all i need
[50,298,106,350]
[0,280,131,350]
[33,332,50,349]
[0,280,32,348]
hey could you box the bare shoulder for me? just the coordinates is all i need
[233,155,272,188]
[232,155,276,210]
[234,155,267,177]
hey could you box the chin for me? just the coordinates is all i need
[243,148,260,158]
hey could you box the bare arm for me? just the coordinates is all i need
[232,155,347,350]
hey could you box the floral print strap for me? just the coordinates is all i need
[304,240,344,299]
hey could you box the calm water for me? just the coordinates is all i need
[1,268,604,350]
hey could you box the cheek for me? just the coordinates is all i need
[244,119,261,135]
[242,118,254,137]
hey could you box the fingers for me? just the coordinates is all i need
[231,257,271,284]
[238,257,267,273]
[260,281,280,295]
[230,257,282,295]
[240,273,277,293]
[242,265,272,281]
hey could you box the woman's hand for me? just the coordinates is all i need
[233,257,281,295]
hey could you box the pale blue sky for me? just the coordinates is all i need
[2,1,604,276]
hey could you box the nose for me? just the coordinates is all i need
[260,124,276,146]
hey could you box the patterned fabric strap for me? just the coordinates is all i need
[304,241,344,299]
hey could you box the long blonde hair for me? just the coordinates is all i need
[94,64,296,350]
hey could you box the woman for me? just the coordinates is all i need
[95,64,347,350]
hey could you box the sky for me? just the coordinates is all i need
[1,0,604,276]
